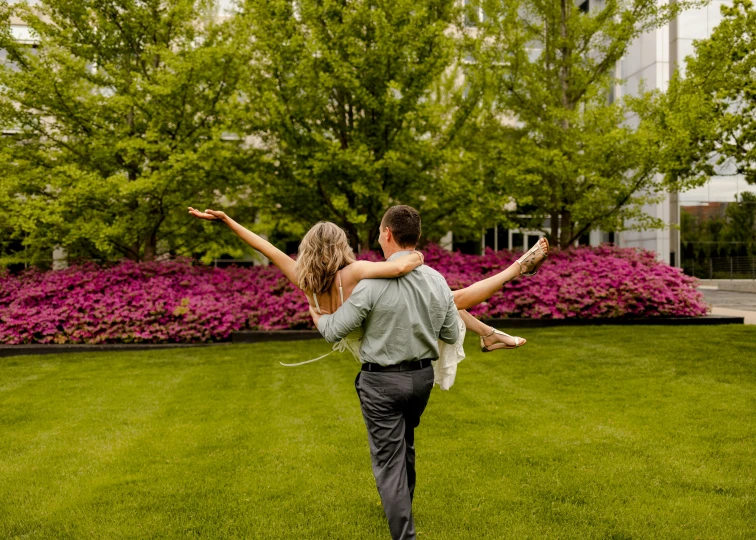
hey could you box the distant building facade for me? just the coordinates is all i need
[618,0,753,272]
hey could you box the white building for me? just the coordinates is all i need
[473,1,744,262]
[618,0,749,268]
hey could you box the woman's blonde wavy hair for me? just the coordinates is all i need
[296,222,356,295]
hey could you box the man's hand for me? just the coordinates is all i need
[188,207,228,222]
[309,305,322,327]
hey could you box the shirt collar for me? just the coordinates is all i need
[387,250,413,261]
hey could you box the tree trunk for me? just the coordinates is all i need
[367,223,381,252]
[556,0,572,251]
[550,209,560,249]
[143,230,157,262]
[559,209,573,249]
[343,221,360,254]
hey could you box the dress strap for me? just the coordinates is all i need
[312,292,322,314]
[337,270,344,306]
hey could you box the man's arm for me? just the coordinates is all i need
[314,281,374,343]
[438,287,459,345]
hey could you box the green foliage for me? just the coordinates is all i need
[680,193,756,276]
[664,0,756,273]
[3,0,741,261]
[461,0,702,248]
[233,0,475,248]
[681,206,727,265]
[664,0,756,186]
[0,0,259,263]
[724,191,756,255]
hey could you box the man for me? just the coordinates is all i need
[309,205,459,540]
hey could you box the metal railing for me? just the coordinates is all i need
[683,256,756,280]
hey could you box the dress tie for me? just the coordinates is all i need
[279,339,352,367]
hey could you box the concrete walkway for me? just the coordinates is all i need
[709,307,756,325]
[699,288,756,325]
[697,279,756,294]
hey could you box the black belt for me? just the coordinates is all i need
[361,358,434,372]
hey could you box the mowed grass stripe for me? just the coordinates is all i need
[0,326,754,538]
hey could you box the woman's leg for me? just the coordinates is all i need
[452,237,548,349]
[452,263,521,311]
[452,237,548,311]
[457,309,491,335]
[457,309,525,349]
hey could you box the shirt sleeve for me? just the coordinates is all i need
[438,286,459,345]
[316,281,374,343]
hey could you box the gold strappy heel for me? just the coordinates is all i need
[480,328,526,352]
[516,237,549,276]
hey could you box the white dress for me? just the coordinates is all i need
[285,271,466,391]
[434,312,466,390]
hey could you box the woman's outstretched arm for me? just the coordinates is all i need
[188,207,299,287]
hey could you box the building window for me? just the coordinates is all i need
[452,238,481,255]
[484,225,510,251]
[464,0,485,27]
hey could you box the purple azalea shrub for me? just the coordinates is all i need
[420,244,708,320]
[0,245,707,344]
[0,259,310,345]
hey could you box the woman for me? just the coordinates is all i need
[188,208,548,385]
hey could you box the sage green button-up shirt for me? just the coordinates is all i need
[317,250,459,366]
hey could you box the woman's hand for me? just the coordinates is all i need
[412,250,425,266]
[190,206,300,288]
[188,207,228,222]
[309,305,322,327]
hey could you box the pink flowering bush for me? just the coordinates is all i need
[0,259,310,345]
[0,245,707,344]
[420,244,708,320]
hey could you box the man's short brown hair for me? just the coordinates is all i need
[381,205,421,248]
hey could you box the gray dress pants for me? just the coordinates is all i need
[355,366,435,540]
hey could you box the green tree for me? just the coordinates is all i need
[663,0,756,186]
[461,0,701,249]
[234,0,476,249]
[680,206,727,274]
[0,0,257,264]
[724,191,756,257]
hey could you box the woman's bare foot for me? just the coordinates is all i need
[480,327,526,352]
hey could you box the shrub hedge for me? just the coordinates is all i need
[0,245,707,344]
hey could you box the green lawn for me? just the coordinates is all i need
[1,326,755,539]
